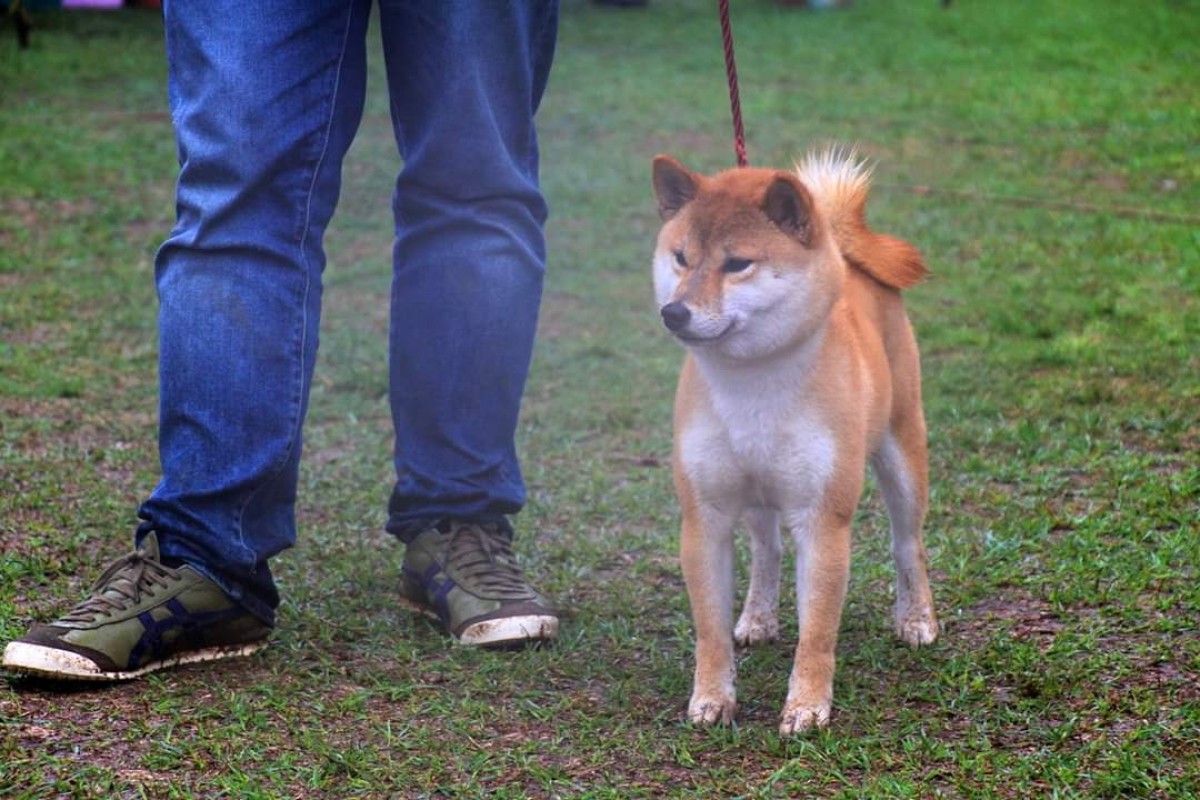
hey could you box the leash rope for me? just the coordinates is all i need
[718,0,748,167]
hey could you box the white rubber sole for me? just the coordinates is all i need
[1,639,268,681]
[459,614,559,647]
[399,597,558,647]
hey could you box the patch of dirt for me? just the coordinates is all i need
[965,592,1067,641]
[954,586,1200,749]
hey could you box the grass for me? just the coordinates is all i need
[1,1,1198,797]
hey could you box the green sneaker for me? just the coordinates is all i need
[399,520,559,648]
[2,532,270,681]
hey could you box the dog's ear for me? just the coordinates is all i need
[763,173,815,246]
[653,155,698,221]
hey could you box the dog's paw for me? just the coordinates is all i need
[688,693,737,727]
[734,612,779,647]
[778,701,831,736]
[895,606,939,647]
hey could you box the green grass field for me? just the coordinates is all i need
[2,1,1197,797]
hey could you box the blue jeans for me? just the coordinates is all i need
[137,0,559,625]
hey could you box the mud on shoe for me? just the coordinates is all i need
[2,532,270,681]
[400,520,559,648]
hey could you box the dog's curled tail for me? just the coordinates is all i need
[796,148,927,290]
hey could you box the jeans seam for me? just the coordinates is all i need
[232,1,359,563]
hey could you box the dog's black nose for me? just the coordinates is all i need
[660,302,691,332]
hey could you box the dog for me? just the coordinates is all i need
[651,148,939,735]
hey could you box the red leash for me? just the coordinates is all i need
[718,0,749,167]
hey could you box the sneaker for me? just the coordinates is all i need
[2,532,270,681]
[399,520,559,647]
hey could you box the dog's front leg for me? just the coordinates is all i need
[681,501,739,726]
[780,507,851,735]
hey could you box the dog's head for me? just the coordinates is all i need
[650,155,845,361]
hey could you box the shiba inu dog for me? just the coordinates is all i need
[651,149,939,735]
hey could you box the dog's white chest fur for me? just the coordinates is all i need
[681,354,836,509]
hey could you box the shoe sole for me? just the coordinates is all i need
[1,639,268,682]
[398,596,559,648]
[459,614,559,647]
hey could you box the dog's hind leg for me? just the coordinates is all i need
[872,422,938,646]
[735,508,782,647]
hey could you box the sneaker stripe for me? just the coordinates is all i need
[128,601,251,671]
[401,564,457,631]
[424,565,457,628]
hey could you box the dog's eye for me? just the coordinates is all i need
[723,258,753,274]
[673,250,688,267]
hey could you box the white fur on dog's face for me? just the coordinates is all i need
[653,219,843,362]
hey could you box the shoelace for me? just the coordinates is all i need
[444,522,536,601]
[59,548,179,624]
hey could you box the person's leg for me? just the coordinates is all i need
[2,0,373,681]
[138,0,373,625]
[379,0,558,537]
[377,0,560,646]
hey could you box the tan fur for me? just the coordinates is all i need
[652,149,938,735]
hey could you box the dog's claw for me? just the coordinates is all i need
[779,702,831,736]
[688,695,736,727]
[896,607,939,646]
[734,615,779,647]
